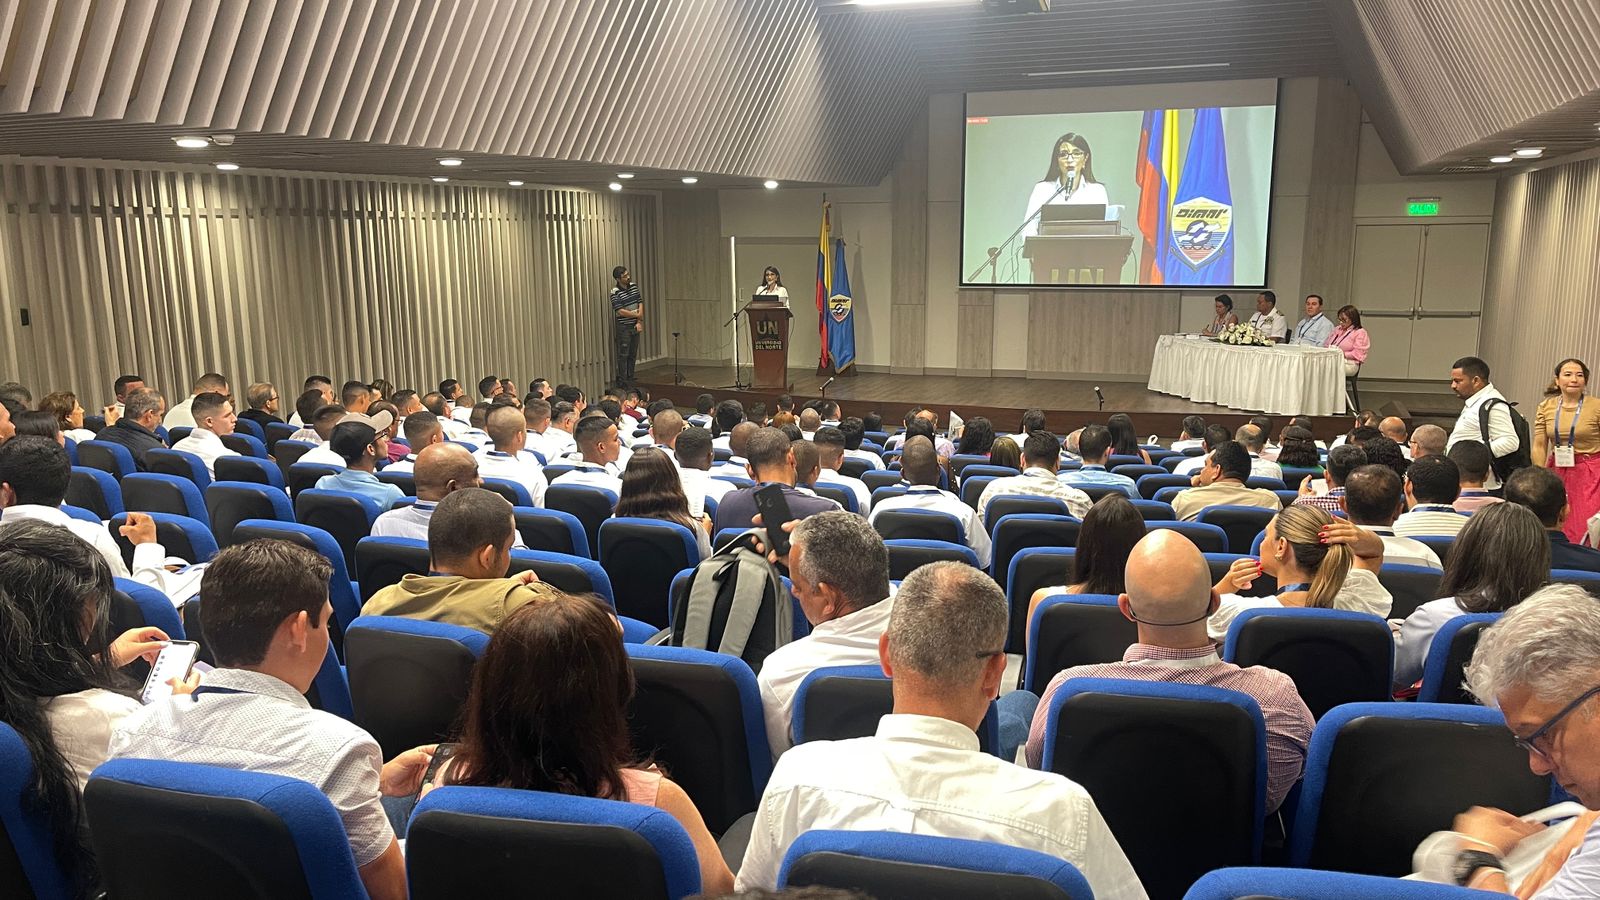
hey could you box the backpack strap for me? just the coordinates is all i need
[713,549,783,659]
[681,554,737,650]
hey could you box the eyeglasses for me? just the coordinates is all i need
[1058,148,1088,159]
[1513,683,1600,762]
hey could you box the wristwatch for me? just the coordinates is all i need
[1452,849,1505,886]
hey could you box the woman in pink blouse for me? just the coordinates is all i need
[1326,305,1370,376]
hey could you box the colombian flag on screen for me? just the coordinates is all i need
[1135,109,1179,283]
[1162,107,1234,285]
[815,203,832,369]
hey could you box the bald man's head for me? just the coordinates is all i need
[651,409,685,448]
[729,421,760,457]
[414,443,481,501]
[1122,530,1217,644]
[799,408,822,432]
[1379,417,1408,443]
[900,436,939,486]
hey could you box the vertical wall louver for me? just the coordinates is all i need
[0,158,659,401]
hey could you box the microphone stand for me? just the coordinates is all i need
[671,331,685,385]
[966,172,1076,284]
[724,300,756,391]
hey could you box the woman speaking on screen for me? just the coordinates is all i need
[1021,132,1110,237]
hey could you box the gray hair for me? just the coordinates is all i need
[792,511,889,612]
[123,386,165,420]
[1412,423,1448,457]
[1467,584,1600,705]
[887,561,1007,685]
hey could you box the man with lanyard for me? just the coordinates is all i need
[1248,290,1288,342]
[869,436,990,567]
[473,405,549,507]
[549,414,624,498]
[1294,294,1334,346]
[611,265,643,386]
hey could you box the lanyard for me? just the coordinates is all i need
[1277,582,1311,595]
[1556,397,1584,448]
[1332,327,1352,347]
[1298,315,1320,338]
[192,685,255,698]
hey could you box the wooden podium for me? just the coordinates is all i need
[1023,221,1136,284]
[747,301,792,390]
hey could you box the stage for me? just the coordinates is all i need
[632,364,1451,443]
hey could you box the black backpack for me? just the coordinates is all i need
[668,530,792,673]
[1478,397,1533,482]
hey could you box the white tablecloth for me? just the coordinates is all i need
[1148,334,1348,416]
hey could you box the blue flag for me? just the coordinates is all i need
[826,238,856,372]
[1161,107,1234,285]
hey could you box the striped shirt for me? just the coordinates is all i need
[1393,504,1470,538]
[611,283,642,318]
[1027,644,1313,814]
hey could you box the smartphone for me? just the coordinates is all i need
[419,743,458,796]
[140,640,200,705]
[753,483,794,557]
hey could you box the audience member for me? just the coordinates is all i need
[1409,423,1448,460]
[13,410,63,444]
[648,408,686,456]
[297,405,352,465]
[427,593,733,892]
[756,512,893,758]
[111,374,145,418]
[1274,426,1322,471]
[839,417,886,470]
[1027,494,1146,641]
[171,391,241,477]
[1362,435,1411,479]
[338,380,371,415]
[1394,455,1468,537]
[461,401,493,446]
[162,372,229,429]
[790,438,821,488]
[364,488,555,630]
[712,400,745,446]
[368,400,406,463]
[1174,424,1233,478]
[870,437,990,567]
[550,414,625,497]
[674,427,736,513]
[1506,466,1600,573]
[956,417,996,456]
[420,390,468,440]
[1391,503,1549,688]
[522,397,568,462]
[1059,424,1138,499]
[384,410,444,474]
[976,431,1091,525]
[737,561,1144,898]
[1340,464,1442,569]
[1330,410,1380,449]
[0,396,16,447]
[0,520,183,894]
[797,408,822,441]
[1173,415,1208,452]
[813,426,871,512]
[473,405,549,507]
[616,447,712,559]
[95,386,166,466]
[1447,356,1520,491]
[687,393,714,429]
[38,391,97,442]
[1454,587,1600,895]
[109,540,430,900]
[1172,441,1282,522]
[1027,530,1313,813]
[1207,505,1391,640]
[289,376,334,426]
[712,421,761,476]
[289,389,329,442]
[1106,413,1151,464]
[240,382,283,428]
[553,383,586,416]
[988,436,1021,471]
[370,444,522,545]
[1233,424,1283,481]
[1380,417,1411,456]
[712,428,840,534]
[314,413,405,509]
[1450,440,1503,513]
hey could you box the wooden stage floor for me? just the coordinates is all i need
[632,364,1454,443]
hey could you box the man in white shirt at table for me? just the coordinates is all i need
[1445,356,1521,492]
[1292,294,1335,346]
[869,437,990,568]
[736,561,1146,900]
[1247,291,1287,342]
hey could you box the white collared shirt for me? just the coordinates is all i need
[437,415,469,440]
[474,447,549,507]
[1248,309,1287,341]
[171,428,240,478]
[976,467,1092,525]
[1369,527,1443,569]
[1175,454,1207,477]
[814,468,871,513]
[1447,384,1519,489]
[550,462,623,499]
[1249,455,1284,482]
[1171,439,1206,452]
[370,500,525,547]
[161,396,197,430]
[843,447,887,470]
[299,444,346,468]
[1207,567,1393,641]
[1393,505,1470,538]
[678,467,737,514]
[0,504,204,602]
[869,486,991,567]
[287,426,323,445]
[527,427,577,462]
[736,714,1147,900]
[757,596,895,759]
[383,454,418,474]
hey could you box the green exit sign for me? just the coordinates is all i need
[1407,199,1440,216]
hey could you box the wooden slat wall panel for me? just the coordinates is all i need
[1480,154,1600,407]
[0,157,658,403]
[890,113,929,372]
[1026,291,1182,377]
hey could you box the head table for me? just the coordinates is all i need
[1148,334,1349,416]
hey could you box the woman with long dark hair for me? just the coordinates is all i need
[1392,503,1549,688]
[429,594,734,893]
[1022,132,1109,238]
[615,447,712,559]
[989,436,1021,471]
[1026,494,1147,641]
[755,266,788,306]
[1106,413,1151,464]
[1275,426,1322,471]
[956,416,996,456]
[0,521,179,896]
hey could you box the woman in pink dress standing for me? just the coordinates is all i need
[1533,358,1600,544]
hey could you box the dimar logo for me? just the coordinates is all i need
[828,293,852,324]
[1170,196,1232,268]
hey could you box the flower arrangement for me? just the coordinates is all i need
[1216,322,1272,346]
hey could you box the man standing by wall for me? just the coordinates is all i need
[611,265,643,385]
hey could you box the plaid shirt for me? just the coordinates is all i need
[1293,486,1344,513]
[1028,643,1313,814]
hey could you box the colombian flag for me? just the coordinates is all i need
[815,203,832,369]
[1135,109,1179,283]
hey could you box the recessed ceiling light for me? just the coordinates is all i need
[681,176,699,185]
[432,176,450,183]
[214,162,239,171]
[608,182,623,191]
[438,158,463,167]
[1489,155,1514,164]
[507,180,524,187]
[617,173,635,179]
[763,180,780,190]
[1513,147,1544,158]
[173,136,210,149]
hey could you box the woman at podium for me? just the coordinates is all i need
[755,266,788,305]
[1021,132,1110,238]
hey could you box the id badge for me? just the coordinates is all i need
[1555,445,1577,468]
